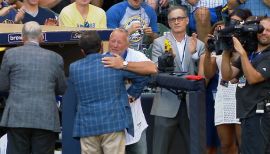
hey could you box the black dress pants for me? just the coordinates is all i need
[6,128,57,154]
[152,101,190,154]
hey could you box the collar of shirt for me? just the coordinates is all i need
[171,34,187,70]
[121,50,128,60]
[249,51,262,62]
[25,41,39,46]
[127,1,142,10]
[25,8,39,17]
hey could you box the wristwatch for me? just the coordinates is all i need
[123,61,128,69]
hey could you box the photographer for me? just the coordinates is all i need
[221,17,270,154]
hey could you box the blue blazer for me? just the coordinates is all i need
[69,53,149,138]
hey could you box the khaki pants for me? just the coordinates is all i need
[80,131,125,154]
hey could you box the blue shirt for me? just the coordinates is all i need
[0,2,17,23]
[239,0,270,16]
[22,7,56,25]
[106,1,158,50]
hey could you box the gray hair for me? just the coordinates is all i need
[110,28,129,43]
[22,21,42,41]
[167,5,188,18]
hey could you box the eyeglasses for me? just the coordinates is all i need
[168,16,187,23]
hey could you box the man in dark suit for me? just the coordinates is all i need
[69,31,149,154]
[0,21,67,154]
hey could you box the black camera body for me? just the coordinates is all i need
[158,52,175,72]
[207,20,264,55]
[256,92,270,114]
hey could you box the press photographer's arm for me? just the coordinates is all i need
[222,18,270,85]
[231,37,266,84]
[221,17,270,154]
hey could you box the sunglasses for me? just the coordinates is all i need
[168,16,187,23]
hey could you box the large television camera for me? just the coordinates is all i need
[157,51,175,72]
[149,44,203,96]
[157,39,175,72]
[207,20,264,55]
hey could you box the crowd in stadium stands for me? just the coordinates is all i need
[0,0,270,154]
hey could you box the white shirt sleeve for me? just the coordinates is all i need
[125,48,151,62]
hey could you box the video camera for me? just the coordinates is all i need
[207,20,264,55]
[148,44,203,97]
[157,51,175,72]
[157,38,175,72]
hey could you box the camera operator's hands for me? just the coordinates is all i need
[188,33,198,55]
[204,34,215,53]
[101,53,125,69]
[232,37,247,57]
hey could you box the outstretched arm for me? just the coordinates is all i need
[102,53,157,75]
[232,37,266,84]
[124,71,150,99]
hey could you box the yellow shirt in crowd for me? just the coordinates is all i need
[59,3,107,28]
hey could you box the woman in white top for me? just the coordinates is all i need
[201,8,252,154]
[202,21,239,154]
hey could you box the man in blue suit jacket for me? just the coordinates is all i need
[69,31,149,154]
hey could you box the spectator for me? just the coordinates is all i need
[0,0,16,22]
[151,5,205,154]
[38,0,70,14]
[221,17,270,154]
[106,0,158,51]
[187,0,225,41]
[90,0,102,7]
[59,0,106,28]
[227,0,270,16]
[146,0,169,11]
[0,21,67,154]
[101,28,157,154]
[102,0,122,11]
[0,0,24,23]
[19,0,58,25]
[70,31,149,154]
